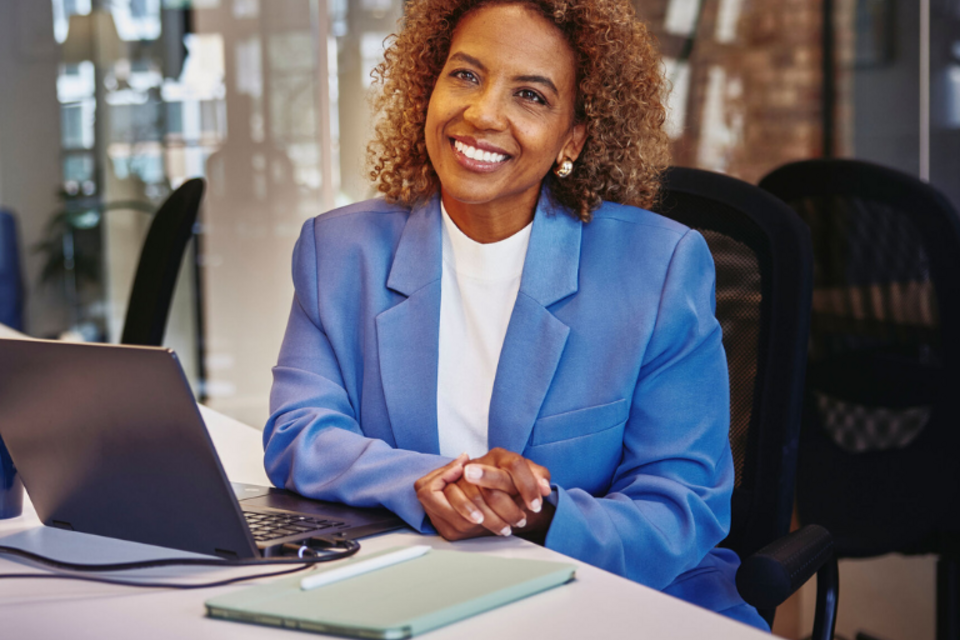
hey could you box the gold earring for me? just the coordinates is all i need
[554,159,573,178]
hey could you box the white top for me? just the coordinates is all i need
[437,203,532,458]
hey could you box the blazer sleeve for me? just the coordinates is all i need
[262,219,451,531]
[542,229,734,590]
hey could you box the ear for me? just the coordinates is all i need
[558,122,587,164]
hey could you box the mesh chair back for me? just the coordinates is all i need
[760,159,960,556]
[656,167,813,561]
[121,178,205,347]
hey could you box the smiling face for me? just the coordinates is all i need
[424,3,586,241]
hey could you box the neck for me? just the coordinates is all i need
[440,190,538,244]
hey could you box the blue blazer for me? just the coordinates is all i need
[264,193,765,628]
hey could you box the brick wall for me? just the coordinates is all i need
[636,0,844,184]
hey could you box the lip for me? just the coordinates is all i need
[448,135,511,173]
[450,135,510,156]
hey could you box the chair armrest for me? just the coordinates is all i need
[736,524,833,608]
[736,524,838,640]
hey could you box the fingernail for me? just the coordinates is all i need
[516,518,527,528]
[464,465,482,482]
[499,526,512,537]
[469,509,484,524]
[539,478,551,491]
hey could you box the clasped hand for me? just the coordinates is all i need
[414,448,554,541]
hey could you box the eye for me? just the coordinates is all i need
[517,88,547,106]
[450,69,479,84]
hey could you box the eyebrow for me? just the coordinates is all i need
[448,51,560,96]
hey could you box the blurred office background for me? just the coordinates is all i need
[0,1,957,638]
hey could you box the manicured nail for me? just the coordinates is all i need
[464,465,482,482]
[530,498,542,513]
[468,509,484,524]
[499,526,512,537]
[516,518,527,528]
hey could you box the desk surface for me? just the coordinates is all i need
[0,330,768,640]
[0,323,23,340]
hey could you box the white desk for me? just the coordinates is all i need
[0,330,769,640]
[0,323,23,340]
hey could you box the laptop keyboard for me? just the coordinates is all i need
[243,511,346,542]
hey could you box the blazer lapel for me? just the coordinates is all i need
[376,196,443,454]
[488,195,581,453]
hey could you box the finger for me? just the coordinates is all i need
[526,460,553,496]
[434,453,470,484]
[539,477,552,495]
[455,476,527,529]
[471,448,550,505]
[419,483,485,537]
[414,453,468,492]
[463,464,515,492]
[415,454,470,522]
[442,481,486,526]
[502,457,546,514]
[445,482,514,537]
[478,486,529,529]
[466,459,543,514]
[428,512,484,541]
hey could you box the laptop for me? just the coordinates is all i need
[0,338,404,559]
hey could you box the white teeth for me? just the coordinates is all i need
[454,140,506,164]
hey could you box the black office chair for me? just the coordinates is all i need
[121,178,205,347]
[760,158,960,640]
[0,209,25,332]
[655,167,836,638]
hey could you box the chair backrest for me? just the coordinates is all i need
[760,159,960,557]
[0,209,25,332]
[121,178,205,347]
[655,167,813,562]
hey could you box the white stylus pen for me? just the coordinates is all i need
[300,545,432,591]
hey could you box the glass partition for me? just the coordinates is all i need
[39,0,403,426]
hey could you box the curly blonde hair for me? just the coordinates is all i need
[367,0,669,222]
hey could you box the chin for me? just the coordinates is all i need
[441,190,497,207]
[437,179,502,206]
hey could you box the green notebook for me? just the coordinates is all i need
[205,547,576,639]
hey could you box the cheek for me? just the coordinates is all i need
[524,132,564,168]
[425,93,439,124]
[516,117,566,157]
[424,101,443,157]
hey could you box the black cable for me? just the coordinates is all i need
[0,565,312,589]
[0,537,360,589]
[0,539,359,571]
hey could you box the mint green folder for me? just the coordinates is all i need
[205,547,576,639]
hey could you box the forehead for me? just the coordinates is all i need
[448,3,577,85]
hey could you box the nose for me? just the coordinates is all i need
[463,87,507,131]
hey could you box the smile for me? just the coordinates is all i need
[452,139,509,165]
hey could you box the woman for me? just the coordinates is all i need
[264,0,766,630]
